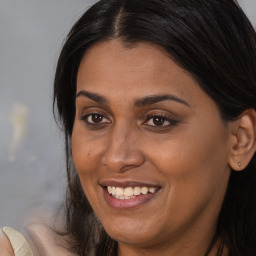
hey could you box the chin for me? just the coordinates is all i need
[102,218,161,246]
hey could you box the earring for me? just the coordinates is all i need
[238,162,241,167]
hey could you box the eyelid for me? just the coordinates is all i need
[78,106,110,120]
[76,102,113,117]
[142,112,179,129]
[79,109,112,130]
[82,113,110,122]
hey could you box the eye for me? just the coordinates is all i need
[143,114,177,128]
[147,116,169,126]
[87,113,105,124]
[81,112,111,127]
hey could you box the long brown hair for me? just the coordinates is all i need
[53,0,256,255]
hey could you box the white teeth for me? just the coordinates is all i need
[107,186,112,194]
[112,187,116,195]
[124,187,133,197]
[134,187,141,195]
[149,187,157,193]
[141,187,148,195]
[107,185,157,199]
[116,187,124,196]
[113,195,136,200]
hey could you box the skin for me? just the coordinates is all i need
[72,39,234,256]
[0,230,14,256]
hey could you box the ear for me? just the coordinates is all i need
[228,109,256,171]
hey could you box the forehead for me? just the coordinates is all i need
[76,39,204,106]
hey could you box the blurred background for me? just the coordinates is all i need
[0,0,256,229]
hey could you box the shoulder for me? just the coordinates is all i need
[26,222,75,256]
[1,227,33,255]
[0,228,15,256]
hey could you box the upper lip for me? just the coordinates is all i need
[100,180,161,188]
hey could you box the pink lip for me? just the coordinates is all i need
[100,180,161,209]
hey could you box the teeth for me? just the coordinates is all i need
[116,187,124,196]
[107,186,157,199]
[134,187,141,195]
[124,187,133,197]
[141,187,148,194]
[107,186,112,194]
[113,195,136,200]
[149,187,157,193]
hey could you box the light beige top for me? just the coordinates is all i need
[1,224,76,256]
[2,227,33,256]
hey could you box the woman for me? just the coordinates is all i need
[1,0,256,255]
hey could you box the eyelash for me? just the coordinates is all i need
[143,113,178,129]
[80,112,111,129]
[80,112,178,130]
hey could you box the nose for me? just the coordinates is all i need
[101,122,145,173]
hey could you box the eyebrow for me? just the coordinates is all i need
[76,90,108,104]
[76,90,190,107]
[134,94,190,108]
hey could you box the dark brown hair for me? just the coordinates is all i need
[53,0,256,255]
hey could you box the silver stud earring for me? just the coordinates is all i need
[238,162,241,167]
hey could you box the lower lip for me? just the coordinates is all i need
[102,187,159,209]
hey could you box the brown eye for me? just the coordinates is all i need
[152,116,165,126]
[145,115,173,127]
[90,113,104,123]
[81,112,111,127]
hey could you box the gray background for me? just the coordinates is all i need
[0,0,256,229]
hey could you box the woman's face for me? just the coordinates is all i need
[72,40,232,252]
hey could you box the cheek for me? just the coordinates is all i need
[71,123,103,188]
[72,121,102,167]
[152,120,229,176]
[145,121,230,204]
[140,126,230,232]
[71,124,106,214]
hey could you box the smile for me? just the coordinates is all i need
[107,186,157,199]
[101,183,161,209]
